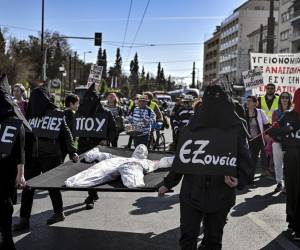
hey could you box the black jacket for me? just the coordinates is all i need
[164,85,251,212]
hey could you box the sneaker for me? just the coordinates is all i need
[46,212,65,225]
[274,183,283,192]
[293,232,300,241]
[13,218,30,231]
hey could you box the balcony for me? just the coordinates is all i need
[291,30,300,42]
[291,10,300,25]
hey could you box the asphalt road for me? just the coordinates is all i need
[10,129,300,250]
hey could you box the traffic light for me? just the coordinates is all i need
[94,32,102,46]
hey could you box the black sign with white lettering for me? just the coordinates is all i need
[73,112,108,138]
[0,118,22,154]
[172,127,238,176]
[28,110,64,139]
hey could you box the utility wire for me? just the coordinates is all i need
[125,0,151,64]
[121,0,133,51]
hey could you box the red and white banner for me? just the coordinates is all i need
[250,52,300,95]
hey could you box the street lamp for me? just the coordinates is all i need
[83,51,92,63]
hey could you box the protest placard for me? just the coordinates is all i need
[73,112,108,138]
[242,68,264,91]
[0,118,22,154]
[172,127,238,176]
[250,53,300,94]
[28,110,64,139]
[87,64,103,87]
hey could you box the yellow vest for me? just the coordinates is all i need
[148,101,157,111]
[128,100,134,110]
[261,95,279,122]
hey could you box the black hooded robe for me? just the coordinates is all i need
[76,83,117,201]
[77,83,117,154]
[163,85,250,250]
[0,74,25,249]
[18,86,77,220]
[268,110,300,233]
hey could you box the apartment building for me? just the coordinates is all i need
[218,0,279,83]
[203,26,221,85]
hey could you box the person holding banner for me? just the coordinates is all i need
[76,83,117,209]
[0,74,26,250]
[267,88,300,241]
[245,96,270,185]
[158,85,250,250]
[271,92,292,193]
[14,86,79,231]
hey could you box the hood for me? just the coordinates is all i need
[28,86,56,118]
[78,83,102,116]
[132,144,148,159]
[0,74,14,120]
[189,85,240,130]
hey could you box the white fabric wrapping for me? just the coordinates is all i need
[65,145,173,188]
[83,147,113,163]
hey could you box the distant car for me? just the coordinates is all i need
[156,94,173,116]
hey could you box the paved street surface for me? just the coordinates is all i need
[11,129,300,250]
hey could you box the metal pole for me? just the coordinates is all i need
[69,54,72,91]
[41,0,44,69]
[266,0,275,53]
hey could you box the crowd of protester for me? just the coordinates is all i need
[1,75,300,249]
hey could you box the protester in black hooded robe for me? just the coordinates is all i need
[14,86,78,231]
[77,83,117,209]
[267,87,300,241]
[158,85,250,250]
[0,74,26,250]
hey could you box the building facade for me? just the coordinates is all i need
[291,0,300,52]
[277,0,293,52]
[203,27,220,85]
[247,23,278,53]
[218,0,279,83]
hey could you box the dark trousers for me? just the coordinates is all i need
[110,133,120,148]
[133,135,149,148]
[20,157,63,219]
[0,159,17,249]
[249,137,264,182]
[180,201,230,250]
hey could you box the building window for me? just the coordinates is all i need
[280,48,290,53]
[280,29,290,41]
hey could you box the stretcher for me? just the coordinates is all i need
[26,146,173,192]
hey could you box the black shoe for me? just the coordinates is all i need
[274,183,283,192]
[13,218,30,231]
[0,239,16,250]
[84,196,95,209]
[46,212,65,225]
[293,232,300,241]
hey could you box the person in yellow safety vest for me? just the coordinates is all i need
[144,92,163,121]
[258,83,279,123]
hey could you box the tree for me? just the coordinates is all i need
[96,47,102,66]
[0,28,5,56]
[129,52,139,95]
[101,49,107,80]
[140,66,145,82]
[156,62,161,83]
[114,48,122,78]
